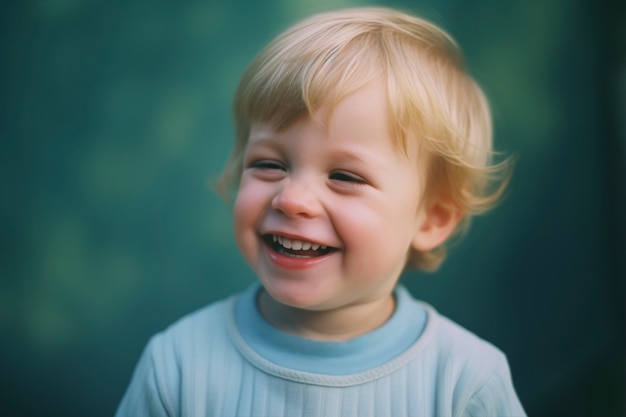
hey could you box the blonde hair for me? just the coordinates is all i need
[218,7,511,270]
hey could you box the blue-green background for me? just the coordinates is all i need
[1,0,624,416]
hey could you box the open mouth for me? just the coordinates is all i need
[263,234,335,258]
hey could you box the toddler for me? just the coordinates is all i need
[116,7,526,416]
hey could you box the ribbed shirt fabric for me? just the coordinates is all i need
[115,284,526,417]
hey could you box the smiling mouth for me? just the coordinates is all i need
[263,234,335,258]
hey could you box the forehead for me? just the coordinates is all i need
[319,79,390,140]
[247,80,420,166]
[247,83,419,167]
[249,79,387,138]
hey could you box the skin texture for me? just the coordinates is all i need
[233,80,460,341]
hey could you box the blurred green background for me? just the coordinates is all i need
[1,0,624,416]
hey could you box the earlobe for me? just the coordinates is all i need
[412,201,463,252]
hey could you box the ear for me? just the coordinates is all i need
[412,199,463,252]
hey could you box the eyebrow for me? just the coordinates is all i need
[247,134,275,144]
[248,123,278,142]
[327,147,374,165]
[245,135,283,154]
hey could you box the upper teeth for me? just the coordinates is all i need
[272,235,327,251]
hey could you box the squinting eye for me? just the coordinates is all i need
[250,160,285,170]
[330,171,365,184]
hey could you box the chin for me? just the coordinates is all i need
[262,281,333,311]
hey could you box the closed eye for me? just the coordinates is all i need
[329,171,366,184]
[249,160,285,171]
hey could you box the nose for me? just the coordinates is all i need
[271,178,322,218]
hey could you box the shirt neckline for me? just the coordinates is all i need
[230,283,429,381]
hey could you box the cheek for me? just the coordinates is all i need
[337,200,418,265]
[232,186,263,252]
[233,182,268,255]
[334,203,387,250]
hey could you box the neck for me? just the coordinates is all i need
[257,289,396,342]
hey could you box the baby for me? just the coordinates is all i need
[116,7,526,416]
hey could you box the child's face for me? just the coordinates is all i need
[233,80,429,316]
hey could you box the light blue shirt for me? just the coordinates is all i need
[116,284,526,416]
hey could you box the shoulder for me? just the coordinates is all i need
[393,287,507,373]
[426,307,507,367]
[150,293,236,361]
[114,294,241,417]
[418,304,526,416]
